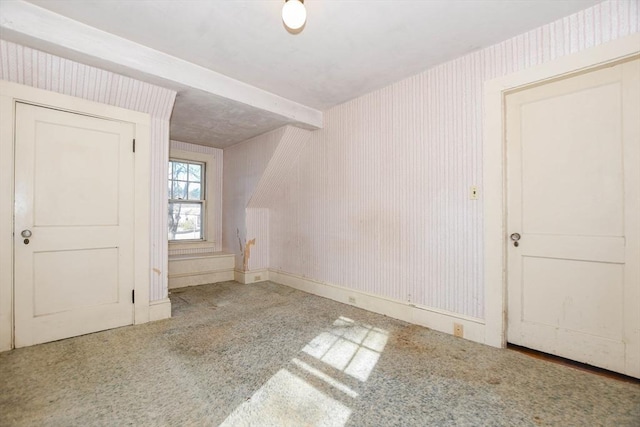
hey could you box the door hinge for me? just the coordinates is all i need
[132,138,136,153]
[132,289,135,304]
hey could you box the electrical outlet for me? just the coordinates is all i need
[470,186,479,200]
[254,275,261,281]
[454,323,464,338]
[348,296,356,304]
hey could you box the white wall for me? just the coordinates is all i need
[267,0,639,320]
[0,39,177,302]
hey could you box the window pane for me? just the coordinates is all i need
[168,162,173,177]
[168,180,173,199]
[188,183,201,200]
[188,164,202,182]
[168,202,203,240]
[172,181,187,199]
[173,162,188,180]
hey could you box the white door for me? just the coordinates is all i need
[14,102,136,347]
[506,58,640,378]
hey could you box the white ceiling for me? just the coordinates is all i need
[5,0,599,147]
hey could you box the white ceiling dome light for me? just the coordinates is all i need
[282,0,307,31]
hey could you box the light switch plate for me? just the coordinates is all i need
[470,186,479,200]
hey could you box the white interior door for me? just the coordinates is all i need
[506,58,640,378]
[14,102,136,347]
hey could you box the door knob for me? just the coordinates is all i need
[21,229,32,238]
[510,233,521,247]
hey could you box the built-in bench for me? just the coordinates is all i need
[168,252,235,289]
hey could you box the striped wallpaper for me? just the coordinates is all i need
[223,126,311,272]
[223,127,285,270]
[0,39,177,302]
[248,126,312,209]
[168,140,223,256]
[3,0,635,314]
[267,0,639,319]
[244,126,311,271]
[246,208,270,271]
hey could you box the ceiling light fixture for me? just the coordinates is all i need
[282,0,306,31]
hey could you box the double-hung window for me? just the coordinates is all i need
[168,159,205,241]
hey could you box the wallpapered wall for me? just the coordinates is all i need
[0,39,177,302]
[223,128,284,271]
[267,0,639,319]
[223,126,311,273]
[3,0,637,312]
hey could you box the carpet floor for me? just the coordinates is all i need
[0,281,638,426]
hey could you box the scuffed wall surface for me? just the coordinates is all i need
[269,0,639,319]
[169,140,223,254]
[245,208,269,271]
[0,39,177,302]
[224,126,311,272]
[223,128,284,270]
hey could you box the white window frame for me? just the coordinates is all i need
[168,158,206,242]
[168,149,217,251]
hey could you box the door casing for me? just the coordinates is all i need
[504,59,639,377]
[0,81,152,351]
[483,33,640,349]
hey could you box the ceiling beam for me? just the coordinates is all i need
[0,1,323,129]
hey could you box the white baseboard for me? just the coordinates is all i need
[148,298,172,322]
[168,252,235,289]
[234,269,270,284]
[168,269,234,289]
[268,269,487,345]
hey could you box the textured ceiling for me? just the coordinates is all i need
[171,88,293,147]
[10,0,600,147]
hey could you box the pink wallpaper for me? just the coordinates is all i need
[248,126,312,209]
[0,40,177,302]
[246,208,270,271]
[268,0,639,319]
[223,128,284,270]
[224,126,311,272]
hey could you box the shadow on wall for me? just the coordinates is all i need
[220,316,389,426]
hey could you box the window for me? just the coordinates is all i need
[168,159,205,241]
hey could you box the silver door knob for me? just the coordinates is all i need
[21,229,32,238]
[510,233,521,241]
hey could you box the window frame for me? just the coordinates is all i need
[168,158,206,242]
[167,149,217,251]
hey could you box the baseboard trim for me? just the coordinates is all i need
[168,270,234,289]
[234,269,270,284]
[268,269,486,344]
[169,268,235,279]
[148,298,171,322]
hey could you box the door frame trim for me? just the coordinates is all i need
[0,81,152,351]
[483,33,640,348]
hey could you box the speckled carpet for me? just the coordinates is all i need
[1,281,638,426]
